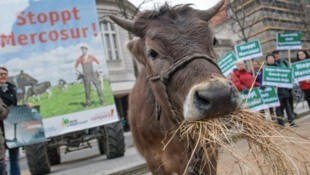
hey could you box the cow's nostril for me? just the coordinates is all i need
[195,91,211,110]
[191,84,239,119]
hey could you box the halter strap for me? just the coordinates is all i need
[150,53,221,121]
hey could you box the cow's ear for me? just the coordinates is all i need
[127,37,148,67]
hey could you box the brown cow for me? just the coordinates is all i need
[111,1,240,174]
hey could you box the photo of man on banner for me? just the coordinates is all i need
[75,45,105,107]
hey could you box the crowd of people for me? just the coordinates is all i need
[231,50,310,127]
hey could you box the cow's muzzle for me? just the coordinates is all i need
[184,78,240,121]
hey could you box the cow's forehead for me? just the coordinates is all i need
[133,4,204,37]
[145,19,209,37]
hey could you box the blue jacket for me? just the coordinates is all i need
[252,70,263,84]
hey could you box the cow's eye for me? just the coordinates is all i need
[148,49,159,60]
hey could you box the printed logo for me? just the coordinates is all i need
[91,109,115,121]
[61,117,87,127]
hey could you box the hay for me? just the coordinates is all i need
[164,109,310,175]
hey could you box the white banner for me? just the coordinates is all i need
[43,105,119,137]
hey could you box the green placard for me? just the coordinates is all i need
[218,51,237,76]
[262,66,293,88]
[291,59,310,82]
[259,86,280,108]
[241,88,267,111]
[235,40,263,61]
[276,32,302,50]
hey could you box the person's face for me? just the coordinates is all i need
[252,62,260,70]
[0,69,8,84]
[236,62,245,71]
[274,53,280,60]
[267,56,275,64]
[298,51,306,60]
[81,48,88,55]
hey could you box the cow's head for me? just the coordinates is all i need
[18,71,38,86]
[111,0,240,122]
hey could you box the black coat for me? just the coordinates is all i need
[0,82,17,107]
[0,82,17,141]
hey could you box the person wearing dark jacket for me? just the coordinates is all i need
[296,50,310,111]
[266,54,296,126]
[273,50,296,117]
[232,60,260,93]
[0,67,20,175]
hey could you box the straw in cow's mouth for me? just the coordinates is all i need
[163,109,310,175]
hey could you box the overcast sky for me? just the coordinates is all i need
[128,0,221,10]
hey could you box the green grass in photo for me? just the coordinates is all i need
[27,80,115,118]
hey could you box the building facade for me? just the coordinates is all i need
[214,0,310,58]
[96,0,137,130]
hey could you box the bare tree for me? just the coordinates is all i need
[116,0,152,20]
[226,0,257,43]
[114,0,153,77]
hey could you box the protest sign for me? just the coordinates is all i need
[258,86,280,108]
[235,40,263,61]
[0,0,119,137]
[262,66,293,88]
[4,106,48,148]
[291,59,310,82]
[276,32,302,50]
[241,88,267,111]
[218,51,237,76]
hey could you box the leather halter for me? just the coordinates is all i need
[149,53,221,121]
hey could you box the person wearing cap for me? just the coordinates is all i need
[75,46,104,107]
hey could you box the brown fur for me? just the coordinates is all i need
[125,3,233,175]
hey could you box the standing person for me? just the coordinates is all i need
[75,46,104,107]
[273,50,296,117]
[231,60,260,93]
[251,60,263,84]
[0,67,20,175]
[296,50,310,111]
[0,98,8,175]
[273,50,289,67]
[253,60,274,117]
[266,55,296,126]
